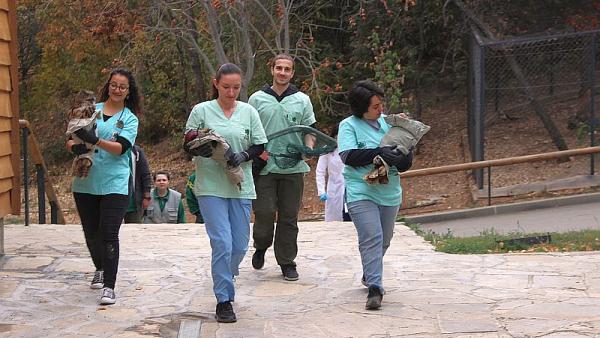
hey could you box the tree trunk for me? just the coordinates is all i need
[183,13,206,103]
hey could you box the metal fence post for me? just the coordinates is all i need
[467,32,474,159]
[487,166,492,206]
[591,33,597,175]
[50,201,58,224]
[471,29,486,188]
[36,164,45,224]
[22,127,29,227]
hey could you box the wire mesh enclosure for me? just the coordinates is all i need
[461,0,600,188]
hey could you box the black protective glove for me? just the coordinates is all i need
[227,151,249,167]
[71,143,90,155]
[379,146,407,166]
[395,149,413,172]
[183,141,213,158]
[74,125,99,145]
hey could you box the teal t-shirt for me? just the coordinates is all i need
[185,100,268,199]
[248,89,316,175]
[72,103,138,196]
[338,115,402,206]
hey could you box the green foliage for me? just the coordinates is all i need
[123,30,196,143]
[408,223,600,254]
[18,0,470,164]
[550,230,600,251]
[369,32,404,113]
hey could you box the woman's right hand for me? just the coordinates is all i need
[183,141,213,158]
[71,143,90,155]
[378,146,405,166]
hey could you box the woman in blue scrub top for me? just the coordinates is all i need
[338,80,413,310]
[66,67,142,306]
[183,63,267,323]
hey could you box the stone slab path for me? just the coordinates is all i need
[2,222,600,337]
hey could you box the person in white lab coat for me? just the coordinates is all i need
[316,124,350,222]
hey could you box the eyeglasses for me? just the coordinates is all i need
[109,82,129,92]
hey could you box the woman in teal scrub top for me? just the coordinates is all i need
[66,67,142,306]
[338,80,413,310]
[183,63,267,323]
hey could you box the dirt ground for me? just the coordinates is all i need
[16,92,600,224]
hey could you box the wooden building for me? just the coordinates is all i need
[0,0,21,254]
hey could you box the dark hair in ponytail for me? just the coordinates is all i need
[211,63,243,99]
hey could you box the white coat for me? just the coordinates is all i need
[316,149,346,221]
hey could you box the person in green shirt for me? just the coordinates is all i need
[248,54,316,282]
[183,63,267,323]
[185,172,204,223]
[143,171,185,224]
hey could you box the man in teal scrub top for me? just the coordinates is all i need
[249,54,316,281]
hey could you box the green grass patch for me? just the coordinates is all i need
[406,222,600,254]
[3,215,24,225]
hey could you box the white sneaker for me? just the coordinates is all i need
[90,270,103,289]
[99,287,116,305]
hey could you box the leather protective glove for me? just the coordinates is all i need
[227,151,249,167]
[378,146,406,166]
[74,125,99,145]
[71,143,91,155]
[183,141,213,158]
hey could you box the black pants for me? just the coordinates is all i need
[73,192,129,289]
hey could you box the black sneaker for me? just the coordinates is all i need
[365,286,383,310]
[252,249,266,269]
[90,270,104,289]
[281,264,299,281]
[216,301,237,323]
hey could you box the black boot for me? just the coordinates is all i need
[365,286,383,310]
[216,301,237,323]
[252,249,266,269]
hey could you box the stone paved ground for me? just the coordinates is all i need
[2,222,600,337]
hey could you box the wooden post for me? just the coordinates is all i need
[0,217,4,256]
[401,146,600,179]
[7,0,21,216]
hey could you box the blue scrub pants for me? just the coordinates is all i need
[198,196,252,303]
[347,200,399,292]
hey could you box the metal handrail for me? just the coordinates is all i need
[19,119,65,225]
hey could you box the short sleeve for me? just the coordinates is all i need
[301,95,317,126]
[119,111,138,145]
[185,103,205,133]
[249,107,268,145]
[337,119,357,152]
[248,93,258,110]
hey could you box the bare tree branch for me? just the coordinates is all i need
[201,0,228,64]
